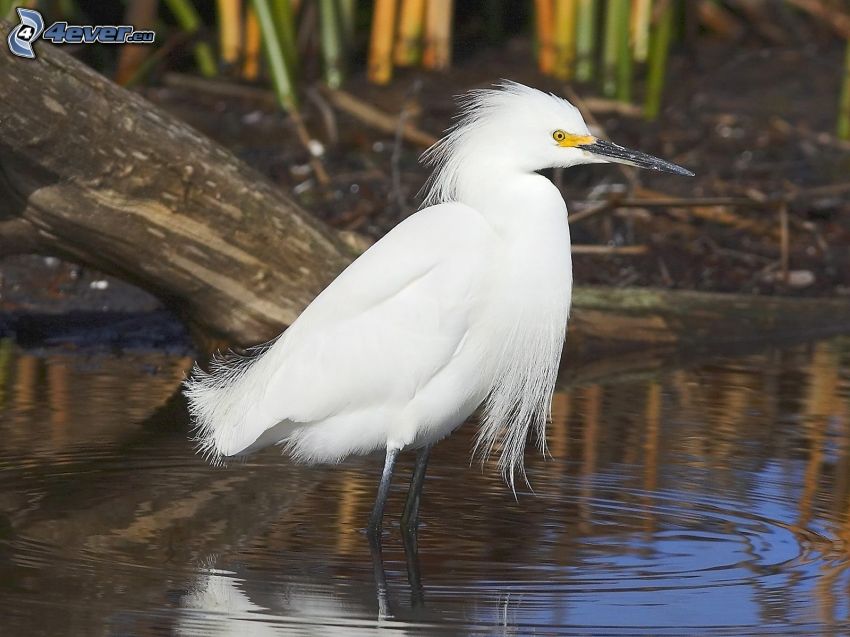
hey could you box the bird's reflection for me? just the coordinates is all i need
[401,528,425,608]
[177,530,430,634]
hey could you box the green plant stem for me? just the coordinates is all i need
[602,0,623,96]
[271,0,298,81]
[484,0,505,44]
[163,0,218,77]
[575,0,596,82]
[57,0,77,18]
[838,38,850,140]
[1,0,17,19]
[319,0,343,88]
[614,0,631,102]
[338,0,357,47]
[644,0,673,120]
[252,0,297,109]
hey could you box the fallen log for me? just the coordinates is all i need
[568,287,850,357]
[0,20,354,347]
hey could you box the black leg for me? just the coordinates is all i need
[367,446,400,536]
[368,530,392,618]
[401,444,432,532]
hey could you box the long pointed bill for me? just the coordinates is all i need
[579,138,694,177]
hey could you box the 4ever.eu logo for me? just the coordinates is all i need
[7,7,155,60]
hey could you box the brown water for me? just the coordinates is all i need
[1,337,850,635]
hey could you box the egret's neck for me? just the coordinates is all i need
[452,163,516,209]
[424,136,571,237]
[453,164,568,236]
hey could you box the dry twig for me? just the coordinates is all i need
[321,87,438,148]
[572,245,649,255]
[779,201,790,284]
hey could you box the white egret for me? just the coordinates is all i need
[185,81,692,534]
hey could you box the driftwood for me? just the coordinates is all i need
[0,21,354,347]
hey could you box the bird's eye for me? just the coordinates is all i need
[553,130,567,142]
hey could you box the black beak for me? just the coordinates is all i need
[579,138,694,177]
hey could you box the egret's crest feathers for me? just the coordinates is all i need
[421,81,586,206]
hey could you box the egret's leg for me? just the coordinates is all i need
[368,532,392,619]
[367,446,400,535]
[401,444,432,532]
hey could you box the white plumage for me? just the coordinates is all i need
[185,82,691,527]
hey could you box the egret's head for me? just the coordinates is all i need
[422,81,692,205]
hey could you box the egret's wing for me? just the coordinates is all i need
[187,202,497,460]
[265,202,495,423]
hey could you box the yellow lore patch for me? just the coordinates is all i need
[553,129,595,147]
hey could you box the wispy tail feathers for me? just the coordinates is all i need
[184,340,279,465]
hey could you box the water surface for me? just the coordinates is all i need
[1,337,849,635]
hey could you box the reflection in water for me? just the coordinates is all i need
[0,337,849,634]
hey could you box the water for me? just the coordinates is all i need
[1,337,849,635]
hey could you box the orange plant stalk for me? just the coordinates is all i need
[242,5,261,80]
[535,0,555,75]
[217,0,243,67]
[369,0,398,84]
[115,0,159,85]
[631,0,651,62]
[423,0,454,70]
[553,0,577,80]
[395,0,426,66]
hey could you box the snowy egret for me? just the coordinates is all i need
[185,81,692,534]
